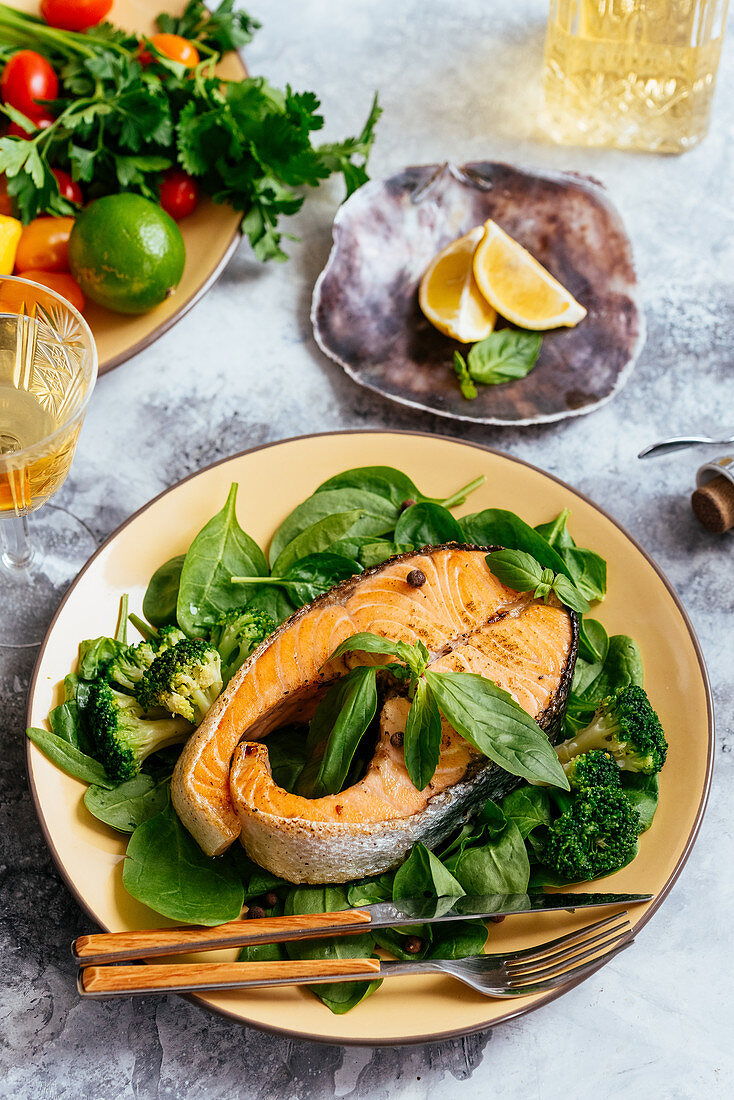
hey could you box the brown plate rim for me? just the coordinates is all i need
[24,429,714,1046]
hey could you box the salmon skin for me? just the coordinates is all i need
[172,545,578,874]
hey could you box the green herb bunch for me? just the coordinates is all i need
[0,0,380,259]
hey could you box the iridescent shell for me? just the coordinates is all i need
[311,161,644,425]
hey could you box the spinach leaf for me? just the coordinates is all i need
[283,885,381,1014]
[265,726,310,792]
[122,802,244,924]
[467,329,542,384]
[301,667,379,798]
[142,554,185,627]
[427,919,488,958]
[621,772,659,833]
[357,539,413,569]
[269,489,397,567]
[271,510,365,577]
[48,673,83,748]
[347,875,393,907]
[425,671,570,789]
[392,843,465,900]
[501,785,552,839]
[78,635,126,680]
[453,350,477,399]
[461,508,571,576]
[26,727,114,788]
[534,509,575,549]
[403,679,442,792]
[578,619,609,664]
[232,553,361,606]
[576,634,644,707]
[238,941,287,963]
[561,547,607,603]
[243,587,295,626]
[177,484,268,636]
[454,820,530,894]
[84,773,170,833]
[394,502,464,547]
[314,466,484,511]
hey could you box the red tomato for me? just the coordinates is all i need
[7,111,54,138]
[14,216,75,273]
[15,269,85,313]
[0,178,12,217]
[1,51,58,124]
[159,169,200,220]
[140,34,200,69]
[52,168,83,205]
[40,0,113,32]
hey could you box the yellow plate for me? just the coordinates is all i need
[26,431,713,1044]
[14,0,243,376]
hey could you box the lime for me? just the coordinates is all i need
[68,194,186,315]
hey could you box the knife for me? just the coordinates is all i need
[72,891,653,965]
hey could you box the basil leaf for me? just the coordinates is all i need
[551,573,591,614]
[143,554,185,627]
[314,466,484,511]
[269,489,397,567]
[460,509,571,576]
[78,635,126,680]
[454,819,530,893]
[84,773,170,833]
[177,484,268,635]
[485,549,544,592]
[392,842,465,900]
[403,680,442,791]
[453,350,477,399]
[425,671,570,789]
[394,502,464,547]
[26,726,114,788]
[271,510,364,577]
[283,885,381,1014]
[500,786,551,839]
[326,631,417,667]
[467,329,542,384]
[302,667,379,798]
[578,619,609,664]
[122,803,244,925]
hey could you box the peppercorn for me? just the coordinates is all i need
[404,936,423,954]
[390,730,404,748]
[248,905,266,920]
[262,892,279,909]
[407,568,426,588]
[400,499,417,512]
[488,914,506,924]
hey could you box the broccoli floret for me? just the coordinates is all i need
[88,681,190,783]
[564,751,621,792]
[157,625,187,650]
[138,638,223,725]
[541,786,640,882]
[208,607,274,684]
[106,640,159,694]
[555,685,667,775]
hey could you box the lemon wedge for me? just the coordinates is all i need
[472,220,587,330]
[419,226,497,342]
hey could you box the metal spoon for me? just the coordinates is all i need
[638,434,734,459]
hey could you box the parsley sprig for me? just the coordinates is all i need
[0,2,380,260]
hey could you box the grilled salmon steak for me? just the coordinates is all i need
[172,546,578,877]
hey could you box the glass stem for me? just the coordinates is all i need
[1,513,34,571]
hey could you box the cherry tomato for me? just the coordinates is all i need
[52,168,83,205]
[14,216,74,273]
[140,34,200,69]
[40,0,113,32]
[7,111,55,138]
[0,178,12,217]
[13,269,85,313]
[159,169,199,220]
[1,51,58,124]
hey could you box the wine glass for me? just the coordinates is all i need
[0,275,97,646]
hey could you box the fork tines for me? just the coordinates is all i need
[503,913,633,992]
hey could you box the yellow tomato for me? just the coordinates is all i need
[0,214,23,275]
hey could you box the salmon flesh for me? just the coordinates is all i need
[171,547,578,881]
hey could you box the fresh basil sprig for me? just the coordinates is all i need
[453,351,477,400]
[452,330,543,400]
[312,632,569,795]
[485,549,590,614]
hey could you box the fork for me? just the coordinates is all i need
[78,913,633,999]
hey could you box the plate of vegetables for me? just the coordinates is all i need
[0,0,379,373]
[26,431,712,1044]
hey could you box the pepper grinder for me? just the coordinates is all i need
[692,456,734,533]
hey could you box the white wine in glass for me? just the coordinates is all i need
[0,275,97,643]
